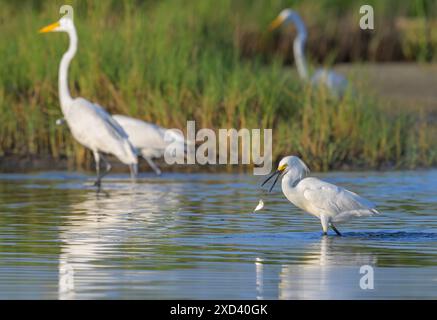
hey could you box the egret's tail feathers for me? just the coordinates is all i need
[332,208,379,222]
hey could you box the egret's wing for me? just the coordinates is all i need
[301,178,377,221]
[311,69,348,97]
[326,71,348,90]
[68,98,127,142]
[66,98,137,164]
[311,69,326,85]
[92,103,129,139]
[113,115,166,148]
[113,115,185,158]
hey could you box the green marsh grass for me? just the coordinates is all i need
[0,0,435,171]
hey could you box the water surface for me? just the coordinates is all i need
[0,170,436,299]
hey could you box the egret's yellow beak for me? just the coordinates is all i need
[39,21,60,33]
[268,16,284,31]
[278,163,287,171]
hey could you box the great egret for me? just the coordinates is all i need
[40,5,138,188]
[112,115,186,175]
[269,9,348,98]
[262,156,379,236]
[56,115,186,175]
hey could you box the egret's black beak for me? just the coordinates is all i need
[261,170,281,192]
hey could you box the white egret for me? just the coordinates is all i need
[269,9,348,98]
[40,5,138,188]
[262,156,379,236]
[56,115,186,175]
[111,115,186,175]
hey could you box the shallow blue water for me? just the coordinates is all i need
[0,170,436,299]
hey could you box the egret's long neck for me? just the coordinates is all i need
[293,37,309,81]
[282,166,307,189]
[59,28,77,114]
[282,171,300,190]
[291,14,309,81]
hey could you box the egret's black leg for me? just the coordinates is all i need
[330,223,342,236]
[99,154,112,180]
[93,152,111,192]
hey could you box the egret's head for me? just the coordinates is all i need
[269,9,307,40]
[262,155,310,192]
[279,156,309,175]
[39,5,74,34]
[269,9,294,31]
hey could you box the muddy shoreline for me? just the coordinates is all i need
[0,155,433,174]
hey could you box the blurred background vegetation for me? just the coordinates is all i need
[0,0,436,172]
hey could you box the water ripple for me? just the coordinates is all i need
[0,170,436,299]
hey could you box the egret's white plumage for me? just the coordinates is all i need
[40,6,137,187]
[310,69,348,98]
[263,156,378,235]
[270,9,348,98]
[112,114,186,175]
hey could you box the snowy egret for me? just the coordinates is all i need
[269,9,348,98]
[262,156,379,235]
[40,5,138,188]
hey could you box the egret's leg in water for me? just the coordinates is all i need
[143,156,162,176]
[329,223,342,236]
[129,164,138,180]
[99,154,112,180]
[320,214,329,236]
[93,153,111,191]
[93,151,102,188]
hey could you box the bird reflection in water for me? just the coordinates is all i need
[254,236,377,300]
[58,182,183,299]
